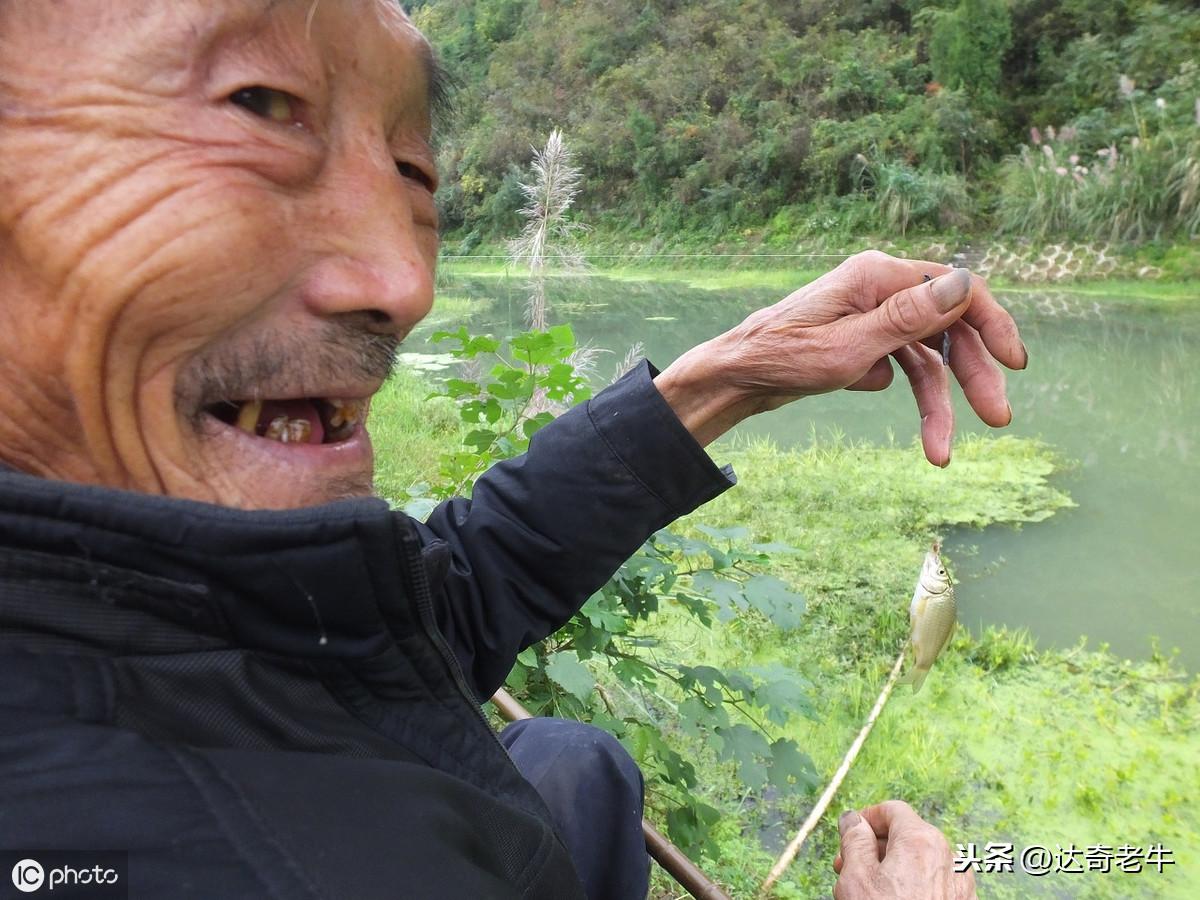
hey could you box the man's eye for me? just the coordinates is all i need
[396,161,434,191]
[229,87,298,124]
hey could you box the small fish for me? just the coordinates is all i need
[897,540,956,693]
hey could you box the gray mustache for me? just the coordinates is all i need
[179,315,400,415]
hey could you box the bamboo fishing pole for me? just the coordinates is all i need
[758,649,908,896]
[490,687,732,900]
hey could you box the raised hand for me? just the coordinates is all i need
[654,250,1026,465]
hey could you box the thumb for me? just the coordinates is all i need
[853,267,972,361]
[838,810,880,872]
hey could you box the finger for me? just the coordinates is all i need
[832,836,889,873]
[956,866,978,900]
[893,342,954,467]
[824,250,934,307]
[906,263,1026,370]
[859,799,929,840]
[960,270,1027,371]
[846,356,894,392]
[846,268,973,363]
[837,810,882,873]
[942,321,1011,427]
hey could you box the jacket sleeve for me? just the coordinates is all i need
[413,360,736,701]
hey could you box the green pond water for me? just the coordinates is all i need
[415,273,1200,672]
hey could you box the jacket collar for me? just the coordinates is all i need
[0,468,420,660]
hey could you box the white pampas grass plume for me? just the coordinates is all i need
[610,342,645,384]
[507,129,588,274]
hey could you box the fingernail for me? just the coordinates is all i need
[1005,402,1013,426]
[838,810,861,835]
[931,268,971,313]
[1020,341,1029,369]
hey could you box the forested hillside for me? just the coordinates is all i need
[411,0,1200,246]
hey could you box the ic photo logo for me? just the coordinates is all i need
[10,860,42,893]
[4,854,125,898]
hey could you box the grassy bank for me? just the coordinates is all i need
[372,367,1198,899]
[651,438,1197,899]
[439,232,1200,284]
[438,260,1200,302]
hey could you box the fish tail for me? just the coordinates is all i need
[897,667,929,693]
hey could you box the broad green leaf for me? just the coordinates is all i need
[769,739,820,793]
[522,412,555,439]
[464,429,498,453]
[401,497,438,522]
[580,595,628,632]
[751,541,801,554]
[612,657,656,687]
[463,334,501,356]
[696,524,752,542]
[545,651,594,700]
[692,570,744,621]
[516,646,539,668]
[511,331,558,365]
[430,326,468,346]
[677,664,728,689]
[677,696,729,738]
[547,323,575,348]
[441,378,480,399]
[755,677,817,725]
[723,669,756,697]
[715,724,770,790]
[671,592,713,627]
[743,574,806,629]
[504,662,528,693]
[665,801,721,859]
[588,710,626,737]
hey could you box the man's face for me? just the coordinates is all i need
[0,0,439,509]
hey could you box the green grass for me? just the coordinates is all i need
[438,254,1199,303]
[370,373,1199,900]
[644,436,1198,899]
[993,279,1200,302]
[370,365,467,500]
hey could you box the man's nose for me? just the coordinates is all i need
[300,159,436,334]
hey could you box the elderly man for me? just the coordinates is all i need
[0,2,1019,898]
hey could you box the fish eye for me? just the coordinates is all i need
[938,569,945,575]
[229,86,300,125]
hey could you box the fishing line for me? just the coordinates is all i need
[759,648,908,896]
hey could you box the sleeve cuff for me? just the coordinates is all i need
[586,359,736,519]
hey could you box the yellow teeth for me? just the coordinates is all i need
[236,399,263,434]
[327,398,365,429]
[283,419,312,444]
[259,415,312,444]
[263,415,288,441]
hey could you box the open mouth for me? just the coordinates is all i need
[205,397,367,446]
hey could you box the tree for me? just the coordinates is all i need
[926,0,1013,104]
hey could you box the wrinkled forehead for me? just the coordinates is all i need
[0,0,442,116]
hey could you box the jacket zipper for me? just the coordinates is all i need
[395,526,510,749]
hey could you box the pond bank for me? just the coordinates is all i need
[371,370,1198,899]
[437,259,1199,304]
[651,437,1197,899]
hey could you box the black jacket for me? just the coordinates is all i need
[0,362,732,899]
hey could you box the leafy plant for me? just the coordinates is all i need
[421,323,818,857]
[995,77,1200,242]
[853,155,972,235]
